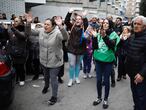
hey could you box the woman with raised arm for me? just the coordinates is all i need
[29,15,69,105]
[64,8,88,87]
[5,17,30,86]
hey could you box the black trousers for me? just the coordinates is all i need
[111,66,115,84]
[25,52,33,75]
[32,59,40,76]
[58,64,64,78]
[14,64,25,81]
[118,55,126,78]
[130,77,146,110]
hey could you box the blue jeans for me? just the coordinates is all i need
[83,54,92,74]
[95,60,112,100]
[130,77,146,110]
[68,53,83,79]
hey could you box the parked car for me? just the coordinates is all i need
[0,44,15,108]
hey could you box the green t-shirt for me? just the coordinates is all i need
[93,32,120,62]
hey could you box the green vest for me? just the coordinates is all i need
[93,32,120,62]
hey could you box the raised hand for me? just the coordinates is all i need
[25,13,33,23]
[55,16,63,28]
[90,29,97,37]
[69,8,74,13]
[82,10,88,17]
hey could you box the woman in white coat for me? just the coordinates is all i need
[29,15,68,105]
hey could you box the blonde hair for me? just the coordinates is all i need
[122,26,131,32]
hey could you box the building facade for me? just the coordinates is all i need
[0,0,25,19]
[125,0,141,17]
[30,0,123,20]
[0,0,141,20]
[0,0,46,19]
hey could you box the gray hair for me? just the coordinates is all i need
[132,15,146,25]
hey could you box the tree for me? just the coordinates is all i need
[139,0,146,17]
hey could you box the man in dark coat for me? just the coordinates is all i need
[125,15,146,110]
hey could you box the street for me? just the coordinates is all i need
[7,63,133,110]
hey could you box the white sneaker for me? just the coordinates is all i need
[75,78,80,84]
[88,74,92,78]
[68,79,73,87]
[19,81,25,86]
[83,74,87,79]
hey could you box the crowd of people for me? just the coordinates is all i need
[0,8,146,110]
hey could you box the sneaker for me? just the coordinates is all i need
[111,82,116,87]
[42,87,48,94]
[88,74,92,78]
[103,100,109,109]
[83,74,87,79]
[117,77,121,81]
[92,74,96,78]
[47,96,57,105]
[19,81,25,86]
[32,75,39,80]
[75,78,80,84]
[68,79,73,87]
[123,75,127,79]
[58,77,64,84]
[93,98,102,106]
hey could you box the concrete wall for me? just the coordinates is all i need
[30,0,102,21]
[30,5,72,22]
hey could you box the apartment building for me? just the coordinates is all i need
[1,0,135,20]
[125,0,141,17]
[0,0,25,19]
[0,0,46,19]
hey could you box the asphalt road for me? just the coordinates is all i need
[7,63,133,110]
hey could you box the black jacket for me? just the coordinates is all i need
[125,31,146,78]
[7,24,30,64]
[0,24,9,46]
[64,12,88,55]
